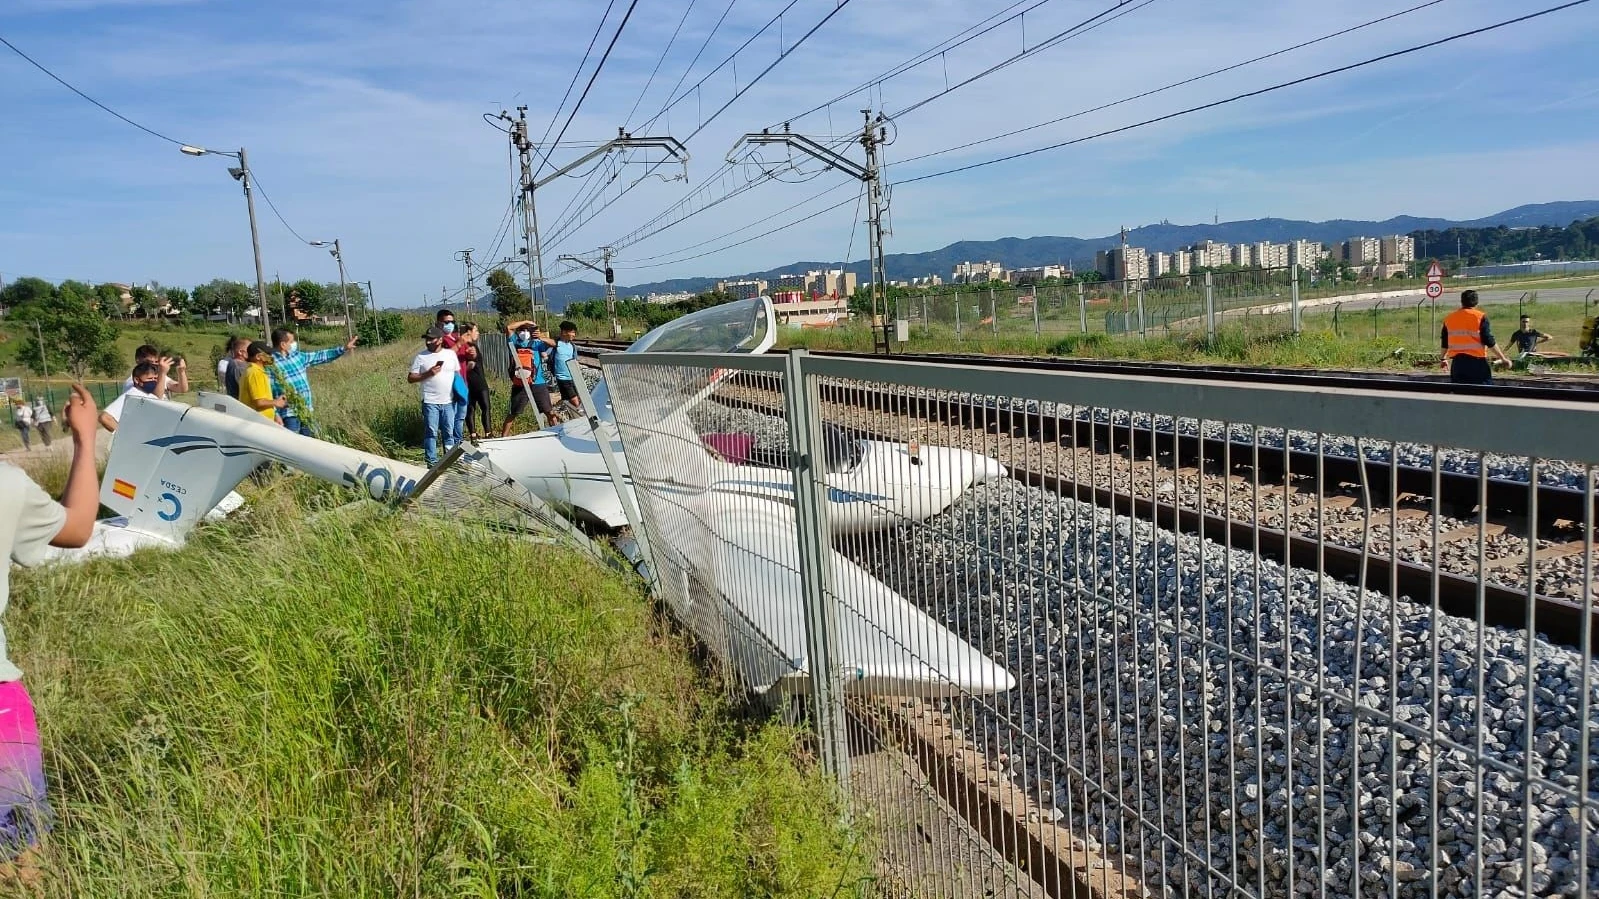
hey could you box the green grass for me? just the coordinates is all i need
[3,320,874,895]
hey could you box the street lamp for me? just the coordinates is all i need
[182,145,270,340]
[308,239,354,346]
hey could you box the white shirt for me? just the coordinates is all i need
[102,385,146,424]
[409,349,459,406]
[11,404,31,426]
[0,464,68,681]
[31,403,50,424]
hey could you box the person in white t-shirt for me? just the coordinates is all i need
[407,326,460,466]
[0,384,100,882]
[118,345,187,398]
[99,362,164,433]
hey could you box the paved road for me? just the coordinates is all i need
[1301,285,1598,316]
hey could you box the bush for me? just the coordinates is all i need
[355,312,406,347]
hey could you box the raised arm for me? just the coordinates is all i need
[53,385,102,547]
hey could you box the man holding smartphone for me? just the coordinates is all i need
[407,326,460,466]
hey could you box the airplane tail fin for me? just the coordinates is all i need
[100,395,269,544]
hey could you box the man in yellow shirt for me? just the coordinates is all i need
[238,341,286,424]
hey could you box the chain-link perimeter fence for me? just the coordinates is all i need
[602,347,1599,898]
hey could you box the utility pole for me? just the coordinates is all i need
[557,247,620,338]
[504,107,548,319]
[455,248,477,317]
[364,280,377,321]
[332,240,351,346]
[731,110,891,353]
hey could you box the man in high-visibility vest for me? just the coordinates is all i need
[1440,289,1511,384]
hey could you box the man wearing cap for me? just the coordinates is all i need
[407,326,461,466]
[238,341,287,424]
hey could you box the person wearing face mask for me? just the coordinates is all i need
[456,323,493,441]
[500,319,555,437]
[435,309,459,350]
[98,362,165,433]
[119,344,188,399]
[268,327,359,436]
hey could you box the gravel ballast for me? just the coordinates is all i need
[844,479,1599,899]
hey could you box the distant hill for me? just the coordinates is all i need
[542,200,1599,304]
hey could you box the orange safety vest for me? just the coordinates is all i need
[511,344,536,386]
[1442,307,1487,359]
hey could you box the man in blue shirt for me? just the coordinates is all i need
[500,320,555,436]
[269,328,358,435]
[552,320,582,412]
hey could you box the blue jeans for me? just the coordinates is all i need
[421,402,454,465]
[452,398,468,443]
[280,414,313,437]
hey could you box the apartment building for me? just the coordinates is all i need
[952,260,1007,284]
[1254,241,1290,269]
[1289,240,1327,268]
[1380,235,1416,265]
[1095,247,1149,281]
[1009,264,1070,284]
[1231,244,1255,268]
[715,278,768,299]
[1342,236,1381,265]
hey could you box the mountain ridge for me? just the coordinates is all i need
[541,200,1599,308]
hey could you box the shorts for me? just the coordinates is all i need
[555,379,579,404]
[508,383,552,420]
[0,680,49,859]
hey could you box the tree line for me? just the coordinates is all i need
[1411,216,1599,268]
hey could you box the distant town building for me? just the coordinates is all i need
[1009,264,1069,284]
[1254,241,1289,269]
[1148,252,1172,277]
[1289,240,1327,268]
[1095,247,1149,281]
[952,260,1007,284]
[643,291,696,305]
[715,278,768,299]
[1184,240,1231,269]
[1342,236,1381,265]
[773,297,849,325]
[1380,235,1416,266]
[1231,244,1254,268]
[1171,251,1191,275]
[770,273,807,291]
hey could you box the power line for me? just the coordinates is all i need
[622,193,861,270]
[623,0,702,128]
[621,180,855,264]
[890,0,1157,119]
[544,0,858,254]
[532,0,619,172]
[893,0,1451,168]
[246,171,316,246]
[543,0,644,172]
[901,0,1594,185]
[779,0,1053,127]
[0,33,190,146]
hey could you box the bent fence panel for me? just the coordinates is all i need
[605,348,1599,899]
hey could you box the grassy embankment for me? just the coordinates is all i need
[5,336,872,896]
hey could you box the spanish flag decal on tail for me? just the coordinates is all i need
[111,479,137,500]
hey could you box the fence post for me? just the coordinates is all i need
[1204,271,1216,345]
[781,348,851,788]
[1372,301,1383,338]
[1077,282,1087,333]
[921,295,928,337]
[1416,298,1425,340]
[1135,282,1147,340]
[1333,302,1342,337]
[988,287,997,336]
[1290,263,1302,334]
[955,294,962,340]
[1032,289,1040,336]
[1585,288,1594,318]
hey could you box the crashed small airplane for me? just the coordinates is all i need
[41,297,1015,697]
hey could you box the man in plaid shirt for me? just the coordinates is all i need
[269,327,359,435]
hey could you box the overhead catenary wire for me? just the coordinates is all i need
[620,193,862,270]
[543,0,858,255]
[620,180,856,264]
[891,0,1453,169]
[889,0,1158,119]
[541,0,644,176]
[898,0,1594,185]
[532,0,620,172]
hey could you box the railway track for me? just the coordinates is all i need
[584,341,1598,643]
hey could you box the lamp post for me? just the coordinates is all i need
[181,146,269,340]
[309,239,353,346]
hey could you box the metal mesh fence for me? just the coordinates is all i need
[604,347,1599,899]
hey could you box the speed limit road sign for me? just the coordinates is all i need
[1426,281,1443,299]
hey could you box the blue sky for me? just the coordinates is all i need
[2,0,1597,303]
